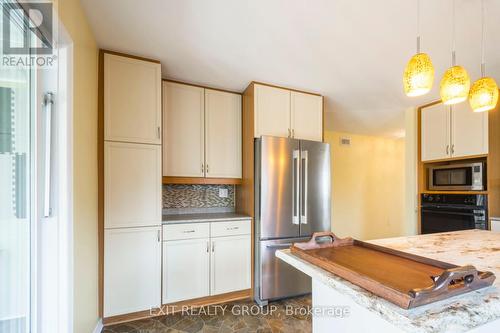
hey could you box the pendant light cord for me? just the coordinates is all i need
[452,0,456,66]
[416,0,421,53]
[481,0,485,77]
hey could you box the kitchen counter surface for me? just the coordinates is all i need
[162,212,251,224]
[276,229,500,332]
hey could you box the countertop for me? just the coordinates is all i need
[276,229,500,332]
[162,212,251,224]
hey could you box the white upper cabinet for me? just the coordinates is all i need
[163,82,205,177]
[451,103,488,158]
[205,89,242,178]
[104,141,162,228]
[254,84,291,138]
[421,103,451,161]
[291,91,323,141]
[104,53,161,144]
[163,82,242,178]
[104,226,161,317]
[421,102,489,162]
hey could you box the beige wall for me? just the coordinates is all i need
[56,1,99,332]
[325,131,406,240]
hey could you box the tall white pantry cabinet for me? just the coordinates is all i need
[102,52,162,317]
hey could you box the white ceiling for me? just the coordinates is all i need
[80,0,500,137]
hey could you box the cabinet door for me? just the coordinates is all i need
[104,53,161,144]
[254,84,291,138]
[210,235,251,295]
[104,142,162,228]
[205,89,242,178]
[291,91,323,141]
[104,227,161,317]
[451,103,489,158]
[421,103,451,161]
[163,82,205,177]
[163,238,210,303]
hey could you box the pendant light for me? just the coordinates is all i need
[403,0,434,97]
[468,0,499,112]
[440,0,470,105]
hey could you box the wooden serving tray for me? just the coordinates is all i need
[291,232,496,309]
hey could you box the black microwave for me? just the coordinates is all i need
[428,162,485,191]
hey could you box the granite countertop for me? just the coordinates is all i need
[276,229,500,333]
[162,212,251,224]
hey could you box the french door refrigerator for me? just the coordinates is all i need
[254,136,331,305]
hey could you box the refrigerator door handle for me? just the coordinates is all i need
[301,150,308,224]
[266,243,293,249]
[292,149,300,225]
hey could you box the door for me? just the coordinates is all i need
[104,142,162,228]
[104,53,161,144]
[254,84,291,138]
[421,103,451,161]
[163,238,210,303]
[163,82,205,177]
[257,136,300,239]
[259,238,311,301]
[451,103,488,158]
[204,89,242,178]
[299,140,331,236]
[104,227,161,317]
[1,6,72,331]
[421,208,477,234]
[291,92,323,141]
[210,235,251,295]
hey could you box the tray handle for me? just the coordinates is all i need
[292,231,354,250]
[409,265,494,299]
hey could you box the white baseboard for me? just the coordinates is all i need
[92,319,103,333]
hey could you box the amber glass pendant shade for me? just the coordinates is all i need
[469,77,499,112]
[440,66,471,105]
[403,53,434,97]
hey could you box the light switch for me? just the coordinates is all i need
[218,188,229,198]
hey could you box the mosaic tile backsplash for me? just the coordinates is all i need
[162,184,235,214]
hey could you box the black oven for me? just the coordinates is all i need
[421,194,488,234]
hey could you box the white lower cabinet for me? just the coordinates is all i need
[104,226,161,317]
[162,238,210,303]
[162,220,251,304]
[210,235,251,295]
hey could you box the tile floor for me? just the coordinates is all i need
[102,295,312,333]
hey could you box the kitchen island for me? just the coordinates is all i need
[276,230,500,333]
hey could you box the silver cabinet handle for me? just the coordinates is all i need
[206,241,209,253]
[451,144,455,155]
[157,230,161,242]
[446,145,449,156]
[301,150,308,224]
[288,128,291,138]
[292,129,295,138]
[226,226,239,230]
[201,164,204,173]
[211,242,215,252]
[183,230,196,233]
[206,164,209,174]
[43,92,54,218]
[157,126,161,139]
[292,149,300,225]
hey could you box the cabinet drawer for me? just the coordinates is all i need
[211,220,251,237]
[162,223,210,241]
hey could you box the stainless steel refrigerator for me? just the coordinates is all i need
[254,136,331,306]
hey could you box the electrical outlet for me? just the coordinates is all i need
[218,188,229,198]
